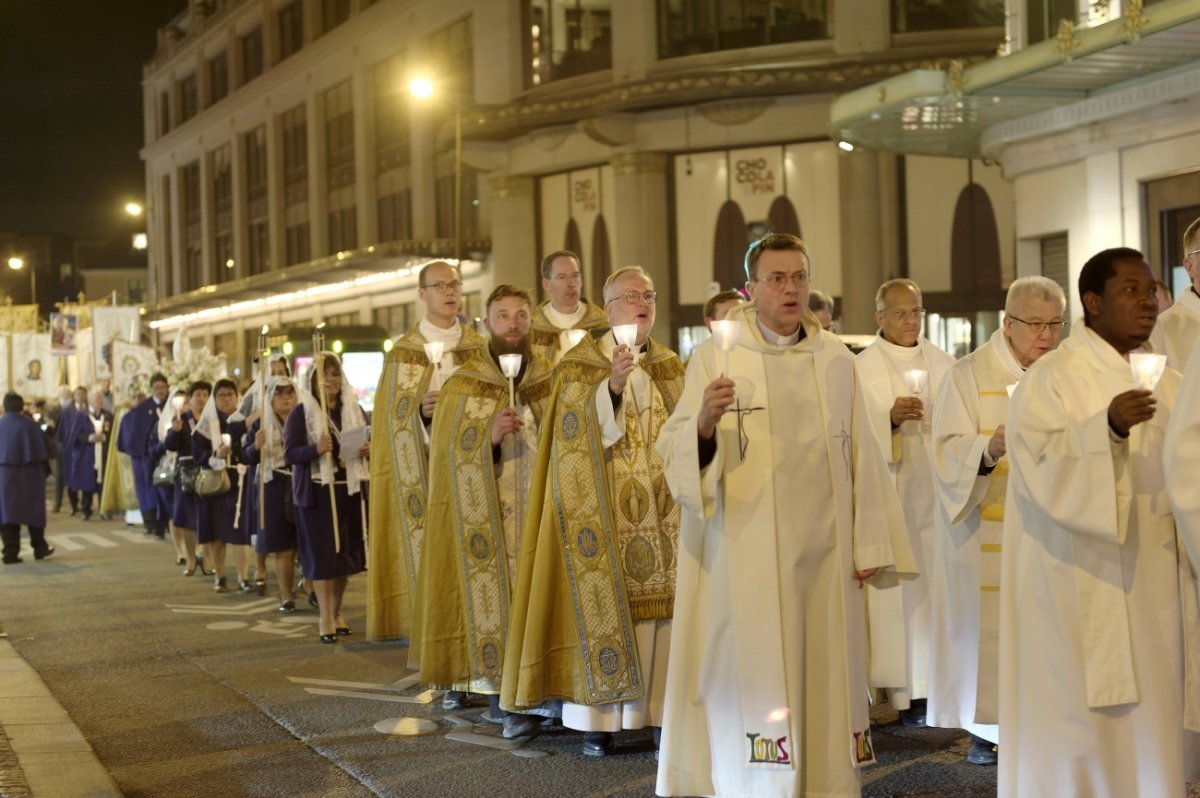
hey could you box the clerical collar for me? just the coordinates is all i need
[755,317,802,347]
[544,302,586,329]
[874,332,924,361]
[419,316,462,345]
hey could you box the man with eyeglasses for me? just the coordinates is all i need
[503,265,684,759]
[531,250,609,365]
[367,260,484,652]
[1150,217,1200,370]
[854,278,955,729]
[999,248,1200,797]
[655,233,913,797]
[926,276,1066,766]
[417,284,556,738]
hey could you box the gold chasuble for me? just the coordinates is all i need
[416,346,553,693]
[501,334,685,710]
[530,299,608,365]
[100,407,139,515]
[367,324,484,642]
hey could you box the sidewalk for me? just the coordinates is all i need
[0,633,122,797]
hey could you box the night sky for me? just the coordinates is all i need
[0,0,187,241]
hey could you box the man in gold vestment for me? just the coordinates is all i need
[530,250,608,365]
[415,284,554,734]
[502,266,684,757]
[367,261,484,643]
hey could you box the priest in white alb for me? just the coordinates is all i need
[1150,216,1200,370]
[656,233,914,798]
[927,276,1065,766]
[530,250,608,365]
[1166,341,1200,597]
[854,278,954,727]
[1000,248,1200,798]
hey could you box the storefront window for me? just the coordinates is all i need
[657,0,828,59]
[892,0,1004,33]
[526,0,612,86]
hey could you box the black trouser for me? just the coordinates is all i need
[1,523,48,562]
[54,451,66,510]
[81,491,96,517]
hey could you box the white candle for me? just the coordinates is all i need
[904,369,928,395]
[172,395,184,411]
[709,319,740,377]
[498,353,522,407]
[1129,352,1167,391]
[424,340,446,391]
[220,433,231,449]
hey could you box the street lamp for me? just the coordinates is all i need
[125,202,144,217]
[409,75,463,262]
[7,256,35,307]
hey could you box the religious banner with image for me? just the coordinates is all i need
[111,340,159,405]
[10,332,54,400]
[91,306,141,380]
[50,313,78,354]
[0,335,9,393]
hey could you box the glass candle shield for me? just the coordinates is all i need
[498,353,522,407]
[1129,352,1167,391]
[904,369,929,395]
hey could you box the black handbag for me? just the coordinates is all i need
[179,460,201,495]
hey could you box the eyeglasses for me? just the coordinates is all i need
[607,290,658,305]
[422,280,463,293]
[551,273,583,284]
[1009,315,1065,334]
[752,271,810,290]
[1187,249,1200,258]
[883,308,926,321]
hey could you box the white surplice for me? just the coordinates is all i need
[1167,341,1200,593]
[1150,286,1200,371]
[562,331,672,734]
[656,306,914,798]
[855,335,954,707]
[1000,323,1200,798]
[926,329,1022,743]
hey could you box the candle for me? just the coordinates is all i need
[565,329,587,350]
[1129,352,1167,391]
[1006,383,1017,399]
[904,369,928,395]
[612,324,638,350]
[220,433,231,449]
[172,395,184,411]
[498,353,522,407]
[424,340,446,391]
[709,319,740,377]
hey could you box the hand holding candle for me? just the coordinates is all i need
[499,353,522,408]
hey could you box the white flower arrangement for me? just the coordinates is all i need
[160,347,229,393]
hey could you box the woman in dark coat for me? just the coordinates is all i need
[242,375,300,611]
[164,381,209,578]
[284,353,369,643]
[0,393,54,564]
[192,378,250,594]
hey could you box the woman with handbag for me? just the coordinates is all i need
[243,375,301,612]
[284,353,370,643]
[163,382,210,578]
[193,379,250,594]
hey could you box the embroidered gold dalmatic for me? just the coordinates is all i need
[100,407,139,514]
[501,335,685,710]
[530,299,608,364]
[367,324,484,642]
[416,346,553,693]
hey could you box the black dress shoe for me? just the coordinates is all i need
[967,735,998,765]
[898,699,927,728]
[582,732,613,757]
[319,633,338,644]
[2,557,22,565]
[335,627,351,636]
[278,601,296,614]
[33,546,55,560]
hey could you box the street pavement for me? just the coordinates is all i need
[0,501,1146,798]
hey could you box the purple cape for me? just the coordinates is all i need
[0,413,50,527]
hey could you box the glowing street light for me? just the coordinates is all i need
[125,202,144,216]
[7,256,36,307]
[409,74,462,261]
[7,257,23,271]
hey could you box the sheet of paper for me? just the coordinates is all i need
[340,425,370,455]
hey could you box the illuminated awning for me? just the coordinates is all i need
[829,0,1200,158]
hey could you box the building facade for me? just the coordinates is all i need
[143,0,1015,371]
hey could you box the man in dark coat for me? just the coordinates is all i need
[0,393,54,564]
[65,388,113,521]
[55,386,86,515]
[118,372,171,539]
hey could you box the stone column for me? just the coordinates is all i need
[488,175,537,289]
[306,79,328,259]
[352,61,375,248]
[609,151,671,343]
[265,109,285,273]
[838,149,897,334]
